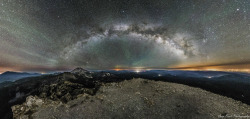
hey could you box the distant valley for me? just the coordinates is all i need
[0,71,42,83]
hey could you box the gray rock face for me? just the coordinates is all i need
[37,72,97,103]
[12,96,62,119]
[39,79,95,103]
[71,67,89,74]
[71,67,93,78]
[12,78,250,119]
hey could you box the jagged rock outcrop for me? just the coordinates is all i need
[12,78,250,119]
[35,68,118,103]
[71,67,89,74]
[0,68,111,119]
[12,96,62,119]
[38,80,96,103]
[71,67,93,78]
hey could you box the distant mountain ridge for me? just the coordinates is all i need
[71,67,94,78]
[0,71,42,83]
[71,67,88,74]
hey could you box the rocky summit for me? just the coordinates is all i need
[12,78,250,119]
[0,68,250,119]
[0,68,117,119]
[71,67,89,73]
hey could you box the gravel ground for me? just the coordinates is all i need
[12,78,250,119]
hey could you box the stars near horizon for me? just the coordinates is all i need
[0,0,250,72]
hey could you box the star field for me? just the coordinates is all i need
[0,0,250,73]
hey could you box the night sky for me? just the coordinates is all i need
[0,0,250,73]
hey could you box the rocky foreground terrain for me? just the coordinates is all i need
[12,78,250,119]
[0,68,249,119]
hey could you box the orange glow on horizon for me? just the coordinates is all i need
[0,67,19,74]
[1,64,250,74]
[111,65,250,73]
[176,67,250,73]
[112,68,124,71]
[170,63,250,73]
